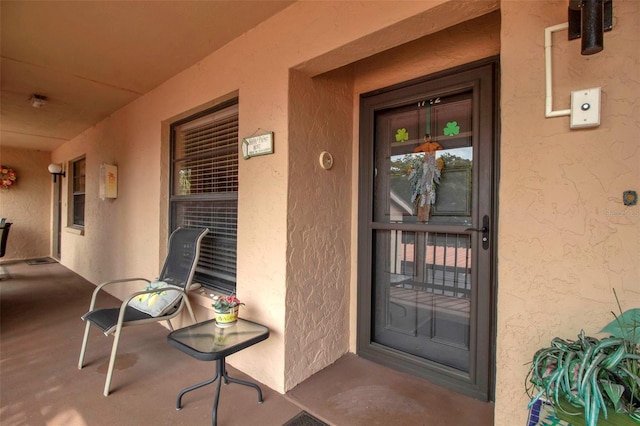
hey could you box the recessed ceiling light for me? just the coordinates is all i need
[30,94,48,108]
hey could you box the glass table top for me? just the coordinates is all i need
[167,318,269,361]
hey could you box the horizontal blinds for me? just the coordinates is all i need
[174,107,239,195]
[175,155,238,194]
[171,103,238,291]
[172,201,237,289]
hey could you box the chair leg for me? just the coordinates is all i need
[78,321,91,369]
[103,326,123,396]
[184,297,197,324]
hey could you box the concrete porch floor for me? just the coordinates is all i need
[0,260,494,425]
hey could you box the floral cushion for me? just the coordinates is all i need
[127,281,182,317]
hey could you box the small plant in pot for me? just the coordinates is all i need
[526,294,640,426]
[211,294,244,328]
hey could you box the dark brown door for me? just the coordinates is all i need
[358,59,497,400]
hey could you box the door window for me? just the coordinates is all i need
[373,92,474,372]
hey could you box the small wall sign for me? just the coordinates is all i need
[242,132,274,159]
[99,163,118,199]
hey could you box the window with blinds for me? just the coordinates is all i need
[170,100,238,292]
[72,157,86,227]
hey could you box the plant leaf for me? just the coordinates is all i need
[600,379,625,408]
[601,308,640,344]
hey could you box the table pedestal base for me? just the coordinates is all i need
[176,357,264,426]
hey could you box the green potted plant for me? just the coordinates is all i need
[526,294,640,426]
[211,294,244,328]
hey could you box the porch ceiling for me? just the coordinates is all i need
[0,1,294,152]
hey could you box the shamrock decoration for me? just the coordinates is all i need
[395,128,409,142]
[443,121,460,136]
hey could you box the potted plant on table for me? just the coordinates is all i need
[211,294,244,328]
[526,295,640,426]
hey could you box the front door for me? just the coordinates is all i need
[357,59,497,400]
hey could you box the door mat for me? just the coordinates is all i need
[26,257,57,265]
[282,411,328,426]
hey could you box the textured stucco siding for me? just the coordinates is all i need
[0,147,51,261]
[496,1,640,424]
[286,68,353,389]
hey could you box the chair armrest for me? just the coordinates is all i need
[87,278,150,312]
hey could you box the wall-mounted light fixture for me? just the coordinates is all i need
[30,94,48,108]
[568,0,613,55]
[544,0,614,128]
[48,163,65,182]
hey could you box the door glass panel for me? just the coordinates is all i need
[374,230,472,371]
[376,94,472,226]
[372,90,474,373]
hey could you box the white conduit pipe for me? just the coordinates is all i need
[545,23,572,118]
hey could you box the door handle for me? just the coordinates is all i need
[465,215,490,250]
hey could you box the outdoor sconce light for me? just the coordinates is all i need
[568,0,613,55]
[48,163,65,182]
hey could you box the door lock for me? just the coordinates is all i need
[465,215,490,250]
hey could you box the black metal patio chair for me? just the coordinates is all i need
[78,227,209,396]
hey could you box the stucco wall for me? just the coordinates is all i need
[496,1,640,424]
[0,146,51,261]
[52,112,162,281]
[352,12,501,94]
[286,68,354,389]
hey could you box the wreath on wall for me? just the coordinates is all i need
[1,166,17,189]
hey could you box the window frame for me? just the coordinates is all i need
[169,98,239,293]
[70,156,86,229]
